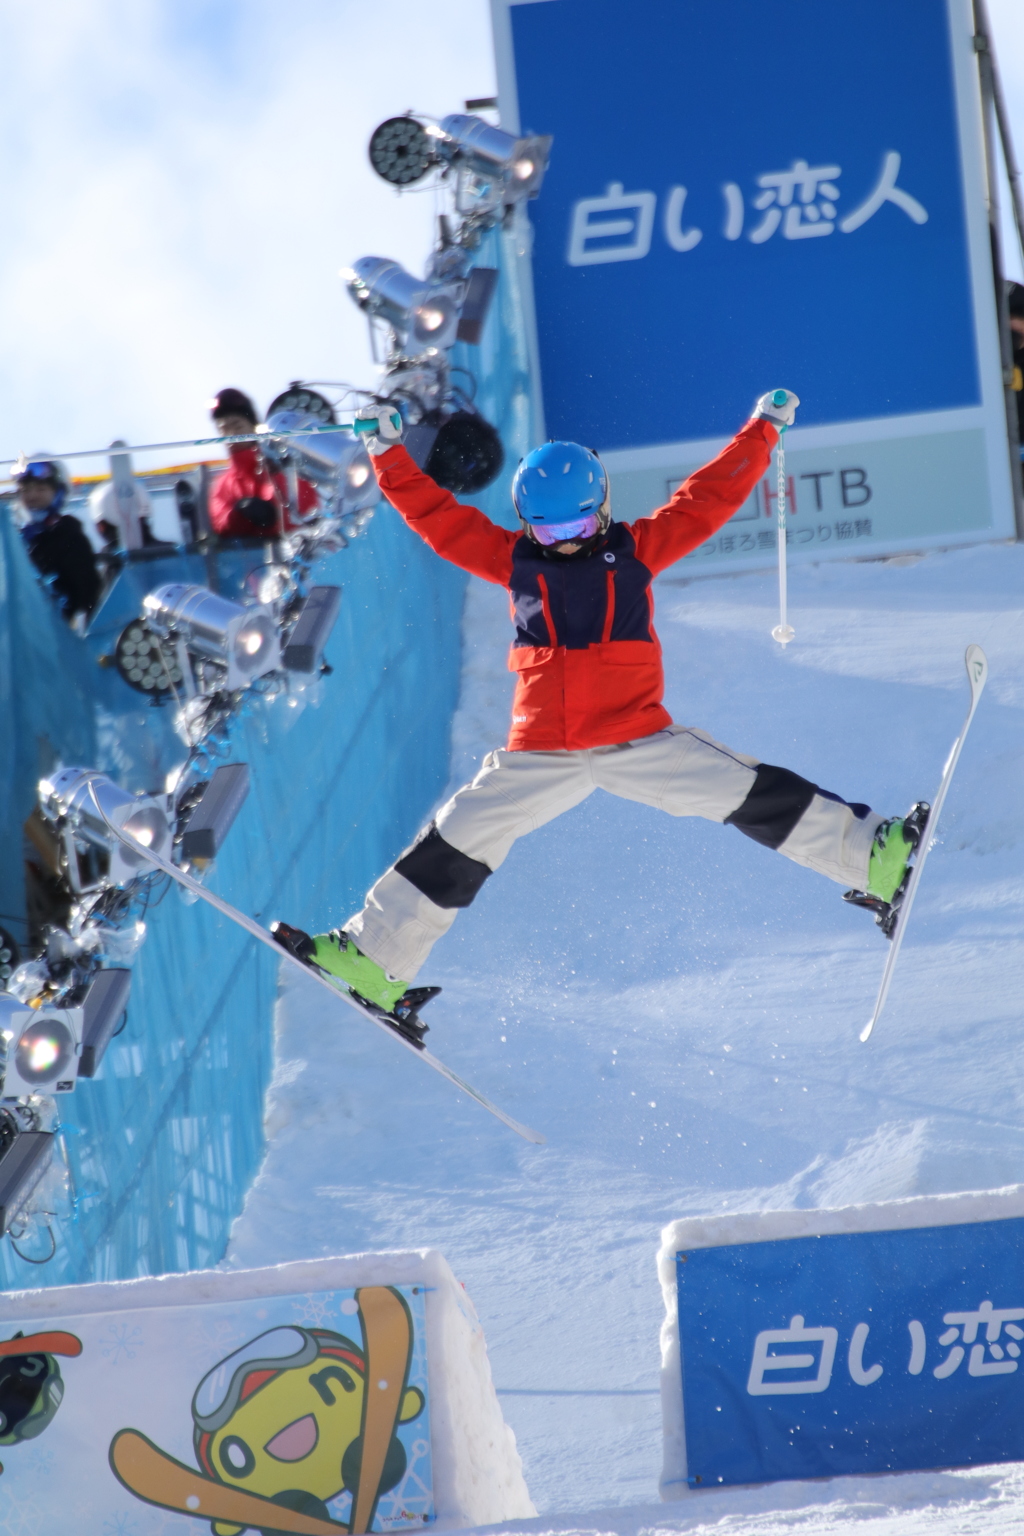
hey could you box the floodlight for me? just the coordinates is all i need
[0,1111,54,1234]
[113,619,185,699]
[143,585,281,691]
[425,411,504,494]
[0,927,20,988]
[178,762,250,864]
[344,258,463,353]
[265,384,336,425]
[366,113,551,210]
[0,996,82,1099]
[368,116,435,186]
[263,406,379,519]
[78,967,132,1078]
[283,587,342,673]
[39,768,173,895]
[432,114,551,206]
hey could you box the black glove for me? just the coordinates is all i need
[234,496,277,531]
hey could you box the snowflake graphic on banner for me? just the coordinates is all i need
[100,1319,144,1365]
[290,1290,338,1329]
[3,1478,46,1536]
[102,1513,143,1536]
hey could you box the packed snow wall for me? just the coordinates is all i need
[0,510,466,1289]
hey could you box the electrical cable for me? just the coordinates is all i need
[9,1221,57,1265]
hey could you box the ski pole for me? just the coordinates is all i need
[351,411,402,437]
[769,390,795,647]
[0,415,404,471]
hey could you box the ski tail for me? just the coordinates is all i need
[87,783,545,1145]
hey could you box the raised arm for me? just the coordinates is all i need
[629,416,778,575]
[371,445,516,585]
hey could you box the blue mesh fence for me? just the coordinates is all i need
[0,220,529,1289]
[0,513,465,1288]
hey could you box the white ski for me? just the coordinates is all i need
[860,642,988,1043]
[91,791,545,1145]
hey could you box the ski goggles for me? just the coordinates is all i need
[529,513,600,546]
[13,460,59,482]
[192,1327,320,1433]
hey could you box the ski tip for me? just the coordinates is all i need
[859,1019,875,1043]
[965,643,988,695]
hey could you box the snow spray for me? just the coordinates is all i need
[769,390,795,647]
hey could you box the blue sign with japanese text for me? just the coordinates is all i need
[676,1218,1024,1485]
[508,0,978,448]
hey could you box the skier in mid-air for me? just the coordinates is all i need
[273,391,923,1038]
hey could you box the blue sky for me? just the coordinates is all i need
[0,0,1019,468]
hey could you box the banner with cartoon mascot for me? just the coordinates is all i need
[0,1279,433,1535]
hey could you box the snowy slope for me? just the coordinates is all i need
[228,538,1024,1532]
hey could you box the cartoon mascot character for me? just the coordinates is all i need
[0,1330,82,1475]
[110,1286,425,1536]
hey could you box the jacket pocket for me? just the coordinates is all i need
[508,645,557,672]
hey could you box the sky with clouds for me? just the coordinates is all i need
[0,0,497,464]
[0,0,1020,469]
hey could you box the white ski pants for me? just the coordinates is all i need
[346,725,882,981]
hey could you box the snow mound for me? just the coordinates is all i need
[231,540,1024,1530]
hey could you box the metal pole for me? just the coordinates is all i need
[973,0,1024,536]
[975,0,1024,267]
[0,418,388,474]
[771,432,794,647]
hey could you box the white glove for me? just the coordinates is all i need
[354,403,403,457]
[753,389,800,430]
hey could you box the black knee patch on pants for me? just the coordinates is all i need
[394,823,493,909]
[724,763,818,850]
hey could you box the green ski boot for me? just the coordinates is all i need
[867,818,916,903]
[842,802,930,938]
[270,921,439,1044]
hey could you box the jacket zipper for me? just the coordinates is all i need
[536,572,557,646]
[601,570,616,642]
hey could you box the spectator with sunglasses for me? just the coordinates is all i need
[11,455,102,627]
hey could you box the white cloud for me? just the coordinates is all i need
[0,0,496,461]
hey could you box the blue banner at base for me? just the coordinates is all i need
[674,1210,1024,1487]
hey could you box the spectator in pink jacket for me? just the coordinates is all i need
[208,387,319,537]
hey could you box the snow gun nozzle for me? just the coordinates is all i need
[354,412,402,436]
[771,389,789,407]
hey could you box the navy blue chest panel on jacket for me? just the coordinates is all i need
[509,524,654,649]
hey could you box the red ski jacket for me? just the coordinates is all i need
[209,444,319,536]
[374,418,776,751]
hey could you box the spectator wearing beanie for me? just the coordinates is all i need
[208,387,320,537]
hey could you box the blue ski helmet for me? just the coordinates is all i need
[512,442,609,528]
